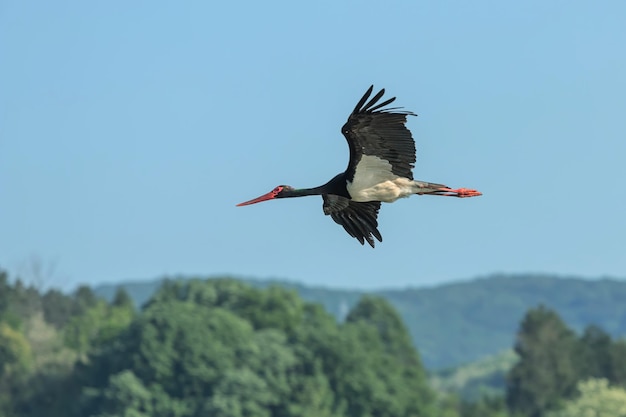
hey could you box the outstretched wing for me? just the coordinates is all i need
[342,85,417,181]
[322,194,382,248]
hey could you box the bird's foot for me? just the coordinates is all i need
[430,187,482,197]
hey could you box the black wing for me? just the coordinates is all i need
[322,194,382,248]
[341,85,417,181]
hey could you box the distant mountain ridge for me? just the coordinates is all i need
[93,273,626,369]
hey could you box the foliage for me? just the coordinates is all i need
[344,296,435,416]
[77,279,436,417]
[546,378,626,417]
[82,370,154,417]
[575,328,626,388]
[459,396,510,417]
[3,266,626,417]
[0,268,121,416]
[507,305,580,417]
[610,340,626,386]
[578,325,613,379]
[94,273,626,369]
[74,285,99,313]
[111,288,134,309]
[42,288,78,328]
[0,321,32,377]
[502,306,626,417]
[433,323,626,410]
[431,350,518,400]
[145,278,305,334]
[0,270,10,315]
[64,300,134,355]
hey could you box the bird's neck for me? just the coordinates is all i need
[282,186,326,198]
[282,174,349,198]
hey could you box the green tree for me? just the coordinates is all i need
[507,305,580,417]
[346,295,416,355]
[571,324,626,389]
[111,288,135,310]
[435,394,461,417]
[64,300,134,356]
[547,378,626,417]
[244,329,297,414]
[345,296,435,417]
[609,339,626,387]
[0,322,33,417]
[147,279,305,335]
[78,300,260,416]
[74,285,99,314]
[287,303,347,417]
[78,280,440,417]
[459,396,509,417]
[578,325,613,380]
[41,288,77,328]
[286,363,340,417]
[202,368,272,417]
[8,279,41,320]
[83,370,153,417]
[0,321,32,377]
[0,270,10,315]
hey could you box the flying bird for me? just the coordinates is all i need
[237,85,482,247]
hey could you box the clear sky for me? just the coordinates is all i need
[2,1,625,291]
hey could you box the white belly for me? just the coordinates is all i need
[348,177,417,202]
[346,155,415,203]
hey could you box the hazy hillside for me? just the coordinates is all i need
[430,349,518,400]
[94,273,626,369]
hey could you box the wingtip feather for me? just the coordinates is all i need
[363,88,386,112]
[352,85,374,114]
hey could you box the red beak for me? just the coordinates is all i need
[236,191,277,207]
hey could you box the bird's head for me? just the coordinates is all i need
[236,185,295,206]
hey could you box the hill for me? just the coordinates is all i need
[430,349,518,400]
[93,273,626,369]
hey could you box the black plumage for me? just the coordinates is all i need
[322,194,382,247]
[236,85,481,247]
[321,85,415,246]
[342,85,417,181]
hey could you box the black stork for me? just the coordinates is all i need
[237,85,482,247]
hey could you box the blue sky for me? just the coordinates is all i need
[1,1,625,290]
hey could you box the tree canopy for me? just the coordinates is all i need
[74,278,437,417]
[2,267,626,417]
[547,379,626,417]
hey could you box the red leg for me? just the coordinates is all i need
[427,187,482,197]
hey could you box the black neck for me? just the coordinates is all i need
[281,173,349,199]
[281,186,326,198]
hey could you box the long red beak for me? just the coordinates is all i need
[236,191,276,207]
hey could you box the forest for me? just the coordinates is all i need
[1,268,626,417]
[93,274,626,370]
